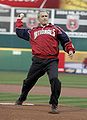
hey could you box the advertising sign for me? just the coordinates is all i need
[54,10,87,38]
[0,8,11,33]
[0,0,61,8]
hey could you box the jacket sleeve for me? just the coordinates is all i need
[16,28,30,41]
[15,19,30,41]
[57,27,75,54]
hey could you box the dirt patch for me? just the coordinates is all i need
[0,84,87,120]
[0,104,87,120]
[0,85,87,97]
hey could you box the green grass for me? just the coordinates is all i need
[59,97,87,108]
[59,73,87,88]
[0,71,87,88]
[0,71,87,108]
[0,93,49,104]
[0,71,26,85]
[0,92,87,108]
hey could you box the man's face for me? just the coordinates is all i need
[38,12,49,25]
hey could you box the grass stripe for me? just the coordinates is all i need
[0,93,87,108]
[0,72,87,88]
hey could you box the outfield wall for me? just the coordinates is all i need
[0,48,65,72]
[0,34,87,51]
[0,47,87,74]
[0,35,87,73]
[0,48,32,71]
[0,35,30,48]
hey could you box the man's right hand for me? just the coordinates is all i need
[16,13,24,28]
[17,13,24,20]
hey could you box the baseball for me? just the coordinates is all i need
[19,13,24,19]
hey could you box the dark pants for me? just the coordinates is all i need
[18,56,61,105]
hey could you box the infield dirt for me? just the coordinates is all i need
[0,104,87,120]
[0,85,87,120]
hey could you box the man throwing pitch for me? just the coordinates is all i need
[15,10,75,114]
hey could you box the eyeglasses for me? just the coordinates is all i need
[41,15,48,17]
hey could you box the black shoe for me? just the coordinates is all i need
[50,104,59,114]
[15,99,23,105]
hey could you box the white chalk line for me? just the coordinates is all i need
[0,102,34,106]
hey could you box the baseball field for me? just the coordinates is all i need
[0,71,87,120]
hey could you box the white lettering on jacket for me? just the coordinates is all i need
[34,29,55,39]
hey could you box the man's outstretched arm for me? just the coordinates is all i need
[15,13,30,41]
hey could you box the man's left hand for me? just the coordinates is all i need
[69,50,74,59]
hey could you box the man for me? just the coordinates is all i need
[15,10,75,114]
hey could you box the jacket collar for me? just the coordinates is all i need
[37,23,53,28]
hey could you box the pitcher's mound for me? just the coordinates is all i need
[0,104,87,120]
